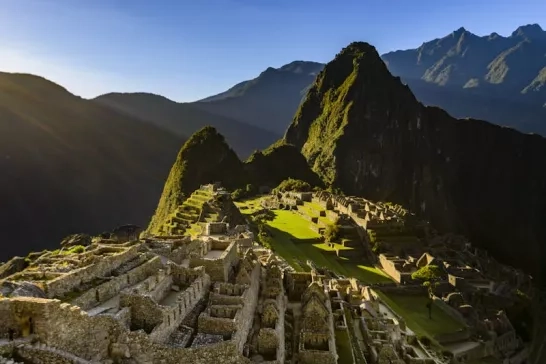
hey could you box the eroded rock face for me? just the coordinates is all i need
[286,42,546,284]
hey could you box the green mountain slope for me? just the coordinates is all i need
[285,42,546,286]
[93,92,279,158]
[0,72,183,261]
[148,127,321,232]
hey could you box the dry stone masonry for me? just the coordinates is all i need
[0,184,533,364]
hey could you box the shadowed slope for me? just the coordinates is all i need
[285,42,546,285]
[0,72,183,260]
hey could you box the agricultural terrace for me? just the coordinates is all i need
[235,197,391,284]
[236,196,467,343]
[375,290,467,340]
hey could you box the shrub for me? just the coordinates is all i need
[324,223,341,243]
[68,245,86,254]
[231,184,257,201]
[411,264,443,281]
[273,178,312,193]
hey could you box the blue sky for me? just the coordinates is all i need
[0,0,544,101]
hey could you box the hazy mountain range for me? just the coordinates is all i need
[2,23,546,262]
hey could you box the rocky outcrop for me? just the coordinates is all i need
[285,42,546,284]
[0,257,27,279]
[60,234,92,248]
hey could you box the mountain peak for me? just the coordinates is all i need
[147,126,244,234]
[511,23,545,39]
[453,26,468,35]
[338,41,379,57]
[285,41,416,182]
[279,60,324,75]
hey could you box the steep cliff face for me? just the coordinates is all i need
[285,42,546,283]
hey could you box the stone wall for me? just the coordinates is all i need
[434,329,471,345]
[190,240,239,282]
[257,328,278,355]
[45,245,140,298]
[150,272,211,343]
[0,299,19,338]
[1,293,254,364]
[432,296,468,326]
[71,256,163,310]
[120,293,163,333]
[379,254,403,283]
[298,350,337,364]
[198,314,237,338]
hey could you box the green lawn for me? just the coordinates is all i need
[258,209,392,284]
[335,329,355,364]
[375,291,467,339]
[234,197,265,215]
[267,210,321,239]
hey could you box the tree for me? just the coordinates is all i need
[411,264,443,282]
[273,178,312,192]
[324,223,341,243]
[412,264,443,319]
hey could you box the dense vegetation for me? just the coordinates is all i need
[272,178,312,193]
[244,142,323,188]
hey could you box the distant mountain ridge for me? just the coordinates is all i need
[179,24,546,137]
[381,23,546,134]
[192,61,324,135]
[0,72,183,261]
[94,92,279,158]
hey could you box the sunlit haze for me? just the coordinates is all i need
[0,0,544,101]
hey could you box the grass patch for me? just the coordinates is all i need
[375,291,466,339]
[335,329,354,364]
[258,209,392,284]
[234,197,265,215]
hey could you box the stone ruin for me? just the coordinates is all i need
[0,185,532,364]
